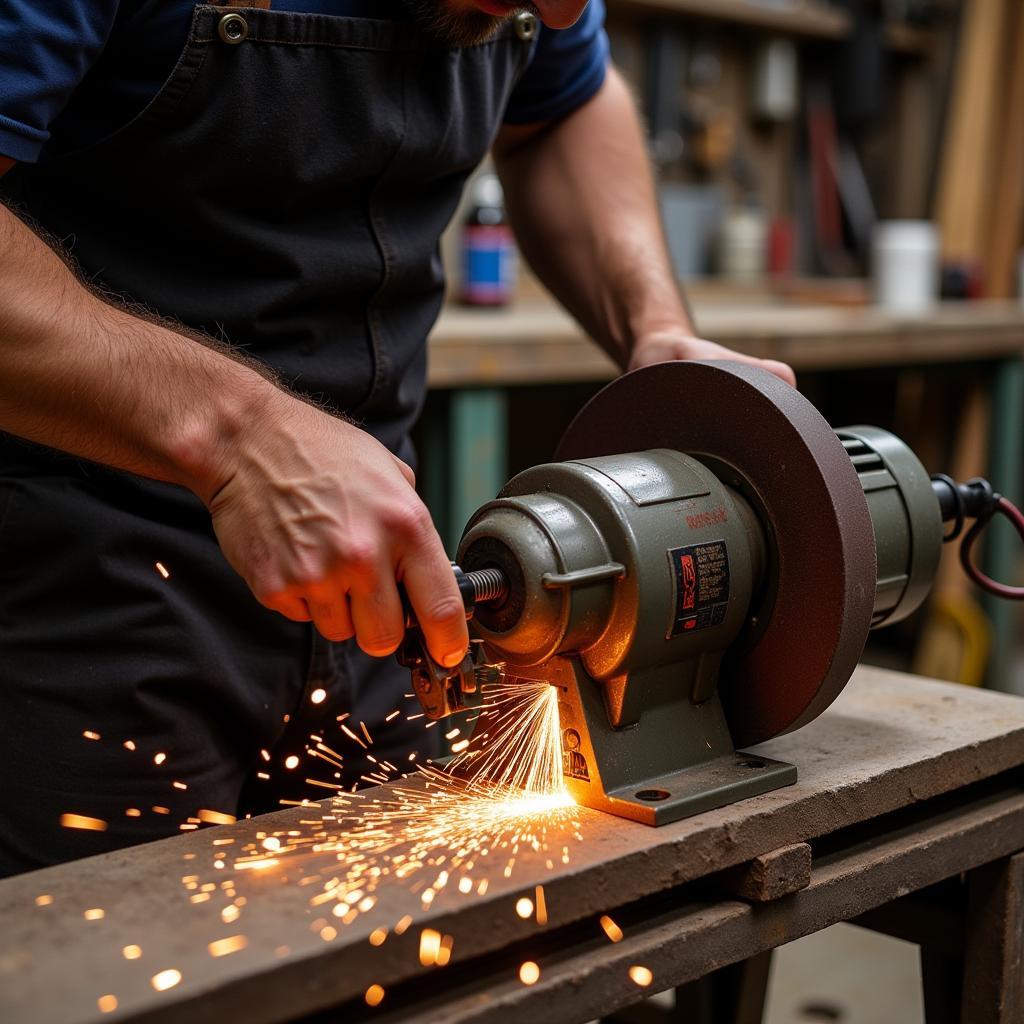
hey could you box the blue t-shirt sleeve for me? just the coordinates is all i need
[0,0,118,162]
[504,0,609,125]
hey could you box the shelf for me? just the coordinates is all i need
[607,0,852,40]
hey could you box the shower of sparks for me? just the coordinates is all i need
[628,965,653,987]
[164,678,582,996]
[123,945,142,960]
[599,915,623,943]
[365,984,385,1007]
[311,688,327,705]
[97,995,118,1014]
[155,562,170,579]
[84,908,105,921]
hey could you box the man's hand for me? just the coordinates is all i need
[628,330,796,388]
[204,393,469,668]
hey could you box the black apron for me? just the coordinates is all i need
[0,2,536,875]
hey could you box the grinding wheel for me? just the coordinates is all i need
[555,361,876,748]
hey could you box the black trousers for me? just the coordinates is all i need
[0,448,425,876]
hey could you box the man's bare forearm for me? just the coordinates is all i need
[0,201,279,501]
[493,67,692,369]
[0,199,470,661]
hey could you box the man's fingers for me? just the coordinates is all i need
[400,549,469,669]
[762,358,796,388]
[307,586,355,642]
[348,567,407,657]
[261,591,313,623]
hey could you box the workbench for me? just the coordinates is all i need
[422,298,1024,690]
[4,666,1024,1024]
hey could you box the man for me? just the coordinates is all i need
[0,0,794,876]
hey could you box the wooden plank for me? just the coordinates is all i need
[716,842,811,902]
[2,669,1024,1024]
[933,0,1010,265]
[607,0,851,40]
[984,3,1024,298]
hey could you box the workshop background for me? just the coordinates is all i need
[417,2,1024,1021]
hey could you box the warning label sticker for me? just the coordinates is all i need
[667,540,731,637]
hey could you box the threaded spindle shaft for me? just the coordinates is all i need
[464,567,508,604]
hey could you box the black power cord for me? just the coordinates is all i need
[931,475,1024,600]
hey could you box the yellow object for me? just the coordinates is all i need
[913,590,992,686]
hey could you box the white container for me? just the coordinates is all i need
[719,206,768,283]
[872,220,939,314]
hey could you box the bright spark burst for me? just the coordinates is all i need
[175,680,581,971]
[134,676,592,1013]
[447,681,564,794]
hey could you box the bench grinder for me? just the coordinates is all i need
[400,361,1024,825]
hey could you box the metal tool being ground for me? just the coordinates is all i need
[402,361,1024,825]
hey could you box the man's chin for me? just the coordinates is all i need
[401,0,517,46]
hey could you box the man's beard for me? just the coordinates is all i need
[400,0,526,47]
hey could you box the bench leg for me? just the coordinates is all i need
[921,948,964,1024]
[673,951,772,1024]
[961,851,1024,1024]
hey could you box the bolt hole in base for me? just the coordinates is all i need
[635,789,671,802]
[739,759,767,769]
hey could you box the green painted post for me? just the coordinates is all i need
[448,389,508,557]
[983,358,1024,694]
[418,394,450,555]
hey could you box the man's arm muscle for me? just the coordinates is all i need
[493,68,795,384]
